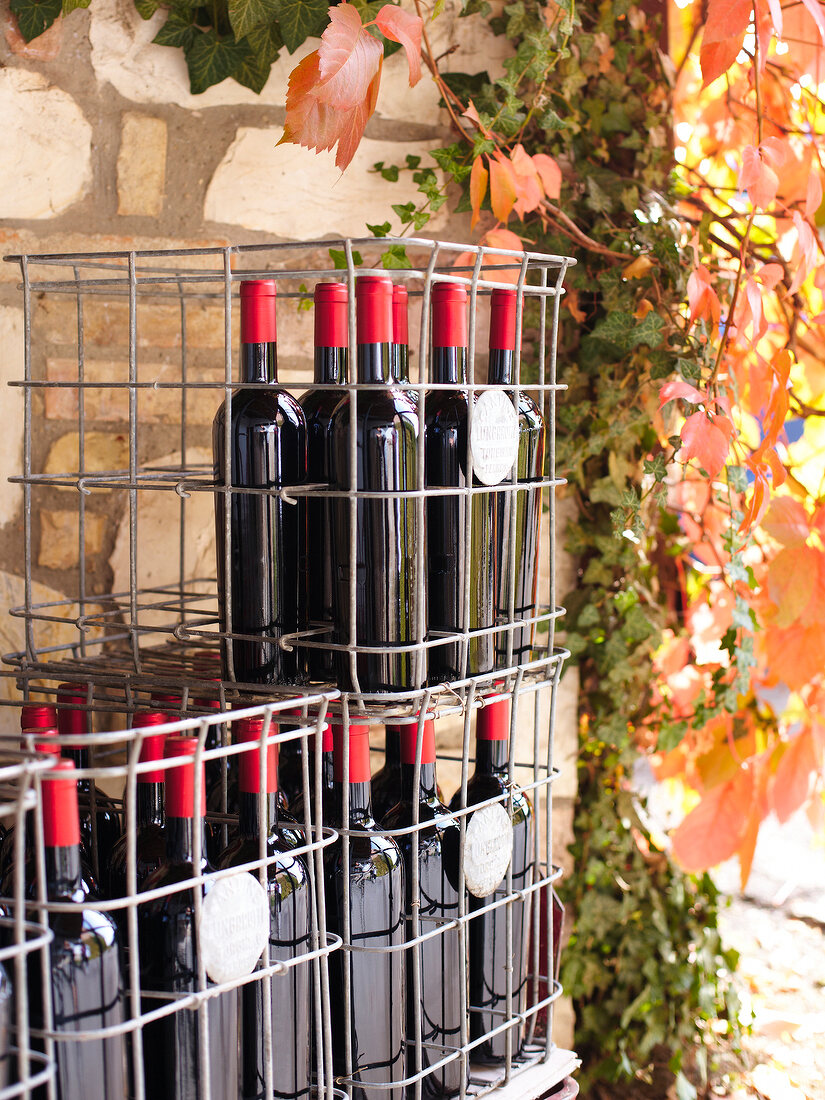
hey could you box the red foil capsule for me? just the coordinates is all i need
[392,285,409,345]
[315,282,349,348]
[20,703,58,731]
[332,722,372,783]
[133,712,168,784]
[356,276,393,345]
[240,278,277,344]
[432,283,468,349]
[57,682,90,748]
[489,288,517,352]
[42,758,81,848]
[164,736,205,818]
[476,697,509,741]
[235,716,278,795]
[399,719,436,765]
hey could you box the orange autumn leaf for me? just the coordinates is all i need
[679,411,731,476]
[739,144,780,209]
[761,497,810,547]
[763,620,825,690]
[452,228,523,284]
[469,157,488,231]
[771,727,821,822]
[531,153,561,199]
[671,767,755,872]
[740,466,770,534]
[375,4,423,86]
[687,264,721,325]
[488,153,519,223]
[510,144,544,217]
[315,4,382,110]
[700,0,751,86]
[766,545,821,627]
[659,379,707,407]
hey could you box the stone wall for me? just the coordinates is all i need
[0,0,578,1045]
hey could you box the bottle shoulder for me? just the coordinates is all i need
[213,386,306,429]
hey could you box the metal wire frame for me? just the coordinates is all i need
[3,235,578,1097]
[0,752,56,1100]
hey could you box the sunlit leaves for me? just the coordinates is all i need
[375,4,422,85]
[469,157,488,230]
[699,0,751,86]
[671,768,755,872]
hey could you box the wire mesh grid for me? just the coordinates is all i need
[1,236,578,1099]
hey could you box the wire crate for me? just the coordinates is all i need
[2,236,579,1100]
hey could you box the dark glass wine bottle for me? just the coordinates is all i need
[330,275,421,692]
[488,289,546,666]
[29,758,127,1100]
[383,719,464,1099]
[0,704,58,884]
[425,282,496,682]
[107,711,167,903]
[300,282,348,681]
[291,720,333,823]
[217,715,312,1100]
[56,683,122,880]
[213,278,307,686]
[370,724,402,824]
[325,722,405,1100]
[138,737,239,1100]
[277,708,306,808]
[0,962,9,1090]
[449,697,533,1063]
[391,284,410,386]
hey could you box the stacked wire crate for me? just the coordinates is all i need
[0,237,578,1100]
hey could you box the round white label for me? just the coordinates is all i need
[470,390,520,486]
[198,872,269,985]
[463,803,513,898]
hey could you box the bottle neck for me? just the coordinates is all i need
[384,727,401,767]
[238,791,279,839]
[45,845,82,900]
[330,779,374,826]
[357,343,392,384]
[391,345,409,384]
[241,341,277,385]
[400,760,437,802]
[432,347,465,386]
[314,346,347,385]
[137,782,164,829]
[487,348,515,386]
[475,739,509,777]
[166,816,205,865]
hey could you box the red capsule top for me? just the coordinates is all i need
[42,759,81,848]
[356,276,393,345]
[321,722,333,753]
[235,716,278,795]
[20,703,58,731]
[57,682,90,745]
[133,712,168,783]
[164,736,205,818]
[315,282,349,348]
[332,722,372,783]
[31,738,61,757]
[489,288,517,352]
[392,285,409,346]
[477,698,509,741]
[240,279,277,345]
[400,719,436,765]
[432,283,468,349]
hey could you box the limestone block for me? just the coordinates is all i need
[204,132,448,238]
[38,297,227,352]
[44,431,130,490]
[0,571,105,732]
[2,11,64,60]
[109,448,216,639]
[0,70,92,219]
[38,510,107,569]
[116,113,168,217]
[0,306,24,527]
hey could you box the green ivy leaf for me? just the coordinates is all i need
[367,222,392,237]
[228,0,278,40]
[643,454,667,482]
[10,0,61,42]
[153,9,198,49]
[382,244,411,269]
[134,0,160,16]
[231,44,272,92]
[62,0,90,13]
[278,0,328,52]
[185,29,251,94]
[245,19,283,64]
[329,249,363,269]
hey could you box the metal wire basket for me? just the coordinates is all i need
[2,236,579,1100]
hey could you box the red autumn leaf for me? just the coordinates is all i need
[375,4,422,87]
[679,411,731,476]
[766,0,783,39]
[761,497,810,547]
[671,768,755,872]
[763,620,825,690]
[806,169,823,218]
[772,727,821,823]
[453,228,523,283]
[790,211,817,294]
[737,808,760,889]
[757,262,784,292]
[280,3,383,170]
[739,465,770,533]
[488,153,519,223]
[766,545,819,627]
[700,0,751,86]
[469,156,488,231]
[801,0,825,40]
[687,264,721,325]
[510,144,543,217]
[659,380,707,407]
[531,153,561,199]
[739,144,779,209]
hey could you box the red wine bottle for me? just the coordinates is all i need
[370,724,402,824]
[0,962,9,1090]
[0,704,58,883]
[425,283,496,682]
[300,282,348,681]
[325,722,405,1100]
[217,716,312,1100]
[30,759,127,1100]
[449,697,534,1063]
[382,719,464,1099]
[291,720,334,821]
[213,278,307,686]
[138,737,239,1100]
[391,284,410,385]
[56,683,122,880]
[330,276,421,692]
[488,290,546,666]
[20,702,57,731]
[107,711,167,902]
[277,708,306,807]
